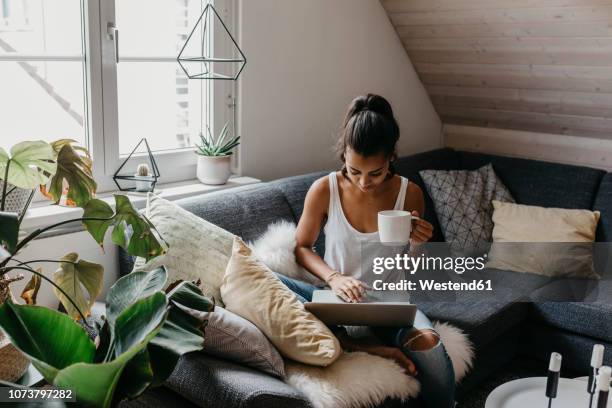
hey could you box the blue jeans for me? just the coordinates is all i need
[276,273,456,408]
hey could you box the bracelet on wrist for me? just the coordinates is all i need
[325,271,341,283]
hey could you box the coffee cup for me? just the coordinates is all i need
[378,210,418,245]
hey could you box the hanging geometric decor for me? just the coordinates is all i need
[112,138,160,193]
[177,3,246,80]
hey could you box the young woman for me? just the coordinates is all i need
[277,94,456,407]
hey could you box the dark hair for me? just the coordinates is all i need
[337,94,399,176]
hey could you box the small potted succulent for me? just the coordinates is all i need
[195,122,240,185]
[133,163,154,192]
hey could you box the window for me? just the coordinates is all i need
[114,0,212,154]
[1,0,238,193]
[0,0,87,149]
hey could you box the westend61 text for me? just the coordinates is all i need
[372,279,493,292]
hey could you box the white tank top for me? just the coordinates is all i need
[323,171,409,280]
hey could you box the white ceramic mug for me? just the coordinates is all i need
[378,210,418,245]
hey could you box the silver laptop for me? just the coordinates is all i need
[305,290,416,327]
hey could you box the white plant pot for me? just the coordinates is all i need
[197,155,232,185]
[133,175,154,192]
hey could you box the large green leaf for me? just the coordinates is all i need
[146,281,212,385]
[41,140,97,207]
[0,141,57,189]
[104,269,169,399]
[113,292,168,357]
[115,348,154,400]
[52,253,104,319]
[113,195,166,260]
[105,267,167,325]
[0,211,19,254]
[81,198,114,246]
[167,280,214,313]
[0,299,96,382]
[53,346,147,408]
[53,293,167,407]
[82,196,166,260]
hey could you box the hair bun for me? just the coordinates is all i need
[363,94,394,118]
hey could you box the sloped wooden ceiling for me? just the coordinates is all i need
[381,0,612,139]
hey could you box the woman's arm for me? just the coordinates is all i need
[294,177,336,281]
[295,177,366,302]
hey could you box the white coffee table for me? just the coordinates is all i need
[485,377,611,408]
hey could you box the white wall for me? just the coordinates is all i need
[237,0,441,181]
[8,231,118,309]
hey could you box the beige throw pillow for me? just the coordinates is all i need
[133,194,234,306]
[487,200,600,278]
[220,237,341,367]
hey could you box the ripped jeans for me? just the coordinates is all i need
[276,273,456,408]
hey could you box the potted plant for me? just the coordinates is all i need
[195,122,240,185]
[0,139,213,407]
[134,163,154,192]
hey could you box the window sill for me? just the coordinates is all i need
[20,176,261,234]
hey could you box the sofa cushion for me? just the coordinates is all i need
[522,322,612,372]
[419,300,528,352]
[271,171,329,255]
[166,353,312,408]
[530,302,612,344]
[203,306,285,378]
[419,164,514,248]
[458,152,605,210]
[528,276,612,343]
[594,173,612,242]
[177,183,295,242]
[133,194,235,305]
[221,238,341,366]
[394,148,461,242]
[272,171,329,221]
[419,268,550,348]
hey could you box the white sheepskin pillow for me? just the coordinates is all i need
[249,221,324,286]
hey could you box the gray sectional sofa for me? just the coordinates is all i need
[119,148,612,408]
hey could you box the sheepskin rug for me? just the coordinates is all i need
[249,220,324,285]
[250,221,475,408]
[285,322,474,408]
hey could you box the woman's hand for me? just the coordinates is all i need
[328,274,367,303]
[410,210,433,244]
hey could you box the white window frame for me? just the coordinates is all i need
[87,0,240,193]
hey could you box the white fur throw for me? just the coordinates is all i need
[285,321,474,408]
[249,221,324,286]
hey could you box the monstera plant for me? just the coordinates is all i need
[0,140,213,407]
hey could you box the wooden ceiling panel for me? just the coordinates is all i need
[381,0,612,139]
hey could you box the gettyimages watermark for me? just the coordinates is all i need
[358,242,612,304]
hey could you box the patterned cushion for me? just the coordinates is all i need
[203,306,285,378]
[419,164,514,248]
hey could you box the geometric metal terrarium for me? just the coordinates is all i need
[112,138,160,192]
[177,3,246,80]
